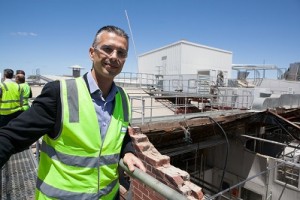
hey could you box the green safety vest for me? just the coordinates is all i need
[0,82,22,115]
[35,77,131,200]
[20,82,31,110]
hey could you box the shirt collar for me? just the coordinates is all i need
[86,71,118,100]
[87,71,99,94]
[4,79,13,82]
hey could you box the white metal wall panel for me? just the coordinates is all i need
[181,43,232,77]
[138,41,232,77]
[138,43,181,75]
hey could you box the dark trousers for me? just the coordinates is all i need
[0,111,23,127]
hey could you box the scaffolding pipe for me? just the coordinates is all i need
[119,159,188,200]
[206,162,286,200]
[241,134,288,147]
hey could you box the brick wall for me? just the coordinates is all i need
[122,127,204,200]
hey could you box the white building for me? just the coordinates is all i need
[138,40,233,93]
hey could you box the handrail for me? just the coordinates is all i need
[129,92,252,125]
[119,159,188,200]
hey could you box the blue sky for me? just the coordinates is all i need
[0,0,299,77]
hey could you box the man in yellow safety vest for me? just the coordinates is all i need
[0,68,23,127]
[15,70,32,111]
[0,26,146,200]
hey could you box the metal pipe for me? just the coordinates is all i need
[142,98,145,125]
[206,162,286,200]
[240,134,288,147]
[119,159,188,200]
[150,96,153,122]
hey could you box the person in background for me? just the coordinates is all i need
[15,70,32,111]
[0,25,146,200]
[0,68,23,127]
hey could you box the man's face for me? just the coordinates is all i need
[90,31,128,80]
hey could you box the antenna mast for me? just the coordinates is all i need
[125,10,138,70]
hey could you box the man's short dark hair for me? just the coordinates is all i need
[92,25,129,48]
[16,70,25,76]
[16,74,25,84]
[4,69,14,79]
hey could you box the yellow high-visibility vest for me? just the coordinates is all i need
[0,82,22,115]
[36,77,131,200]
[20,82,31,110]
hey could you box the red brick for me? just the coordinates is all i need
[142,194,152,200]
[149,192,165,200]
[135,152,147,161]
[139,185,149,196]
[130,126,141,135]
[132,193,143,200]
[133,188,143,199]
[152,169,166,182]
[159,165,190,181]
[132,180,141,189]
[133,142,151,152]
[131,133,149,142]
[128,125,204,200]
[165,174,184,187]
[146,171,157,179]
[145,163,153,173]
[143,152,170,167]
[184,181,204,200]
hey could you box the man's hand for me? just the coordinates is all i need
[123,152,146,173]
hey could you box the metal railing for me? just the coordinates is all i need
[130,92,253,125]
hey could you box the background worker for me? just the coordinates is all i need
[15,70,32,111]
[16,69,33,97]
[0,25,146,199]
[0,68,23,127]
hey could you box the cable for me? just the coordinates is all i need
[125,10,139,70]
[187,116,230,197]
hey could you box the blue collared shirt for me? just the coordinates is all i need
[86,71,118,140]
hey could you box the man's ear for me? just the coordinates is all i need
[89,47,95,60]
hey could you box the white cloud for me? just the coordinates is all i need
[29,32,38,36]
[11,32,38,37]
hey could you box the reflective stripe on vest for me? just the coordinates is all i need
[0,82,22,115]
[40,141,120,167]
[36,177,119,200]
[116,85,130,122]
[36,77,130,200]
